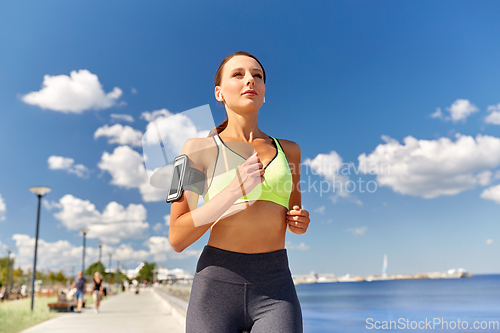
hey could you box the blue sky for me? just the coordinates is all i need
[1,1,499,276]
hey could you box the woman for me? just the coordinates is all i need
[92,272,104,314]
[169,51,310,333]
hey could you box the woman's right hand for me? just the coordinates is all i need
[229,151,265,197]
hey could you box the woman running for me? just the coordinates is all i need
[169,51,310,333]
[92,272,104,313]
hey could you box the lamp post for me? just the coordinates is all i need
[5,249,12,300]
[108,252,112,284]
[28,186,51,311]
[98,243,103,276]
[79,228,89,274]
[116,260,120,290]
[9,253,15,295]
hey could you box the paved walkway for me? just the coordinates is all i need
[22,289,184,333]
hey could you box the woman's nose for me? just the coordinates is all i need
[246,73,255,85]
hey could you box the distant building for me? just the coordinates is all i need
[108,262,193,281]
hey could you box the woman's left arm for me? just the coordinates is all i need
[283,140,310,235]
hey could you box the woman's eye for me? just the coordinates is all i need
[233,73,242,77]
[254,74,263,79]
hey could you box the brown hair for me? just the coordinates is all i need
[208,51,266,137]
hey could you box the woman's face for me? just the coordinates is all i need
[95,272,100,279]
[216,55,265,111]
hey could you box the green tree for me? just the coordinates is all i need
[137,262,156,283]
[0,257,15,287]
[85,261,106,277]
[54,270,66,283]
[0,257,8,287]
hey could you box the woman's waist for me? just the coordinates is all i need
[195,245,291,284]
[211,200,287,229]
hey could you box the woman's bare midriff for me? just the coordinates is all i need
[207,200,288,253]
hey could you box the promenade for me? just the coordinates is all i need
[21,289,184,333]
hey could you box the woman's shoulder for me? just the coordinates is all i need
[182,136,216,153]
[273,137,300,159]
[181,137,218,171]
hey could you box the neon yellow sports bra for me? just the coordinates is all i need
[203,134,293,210]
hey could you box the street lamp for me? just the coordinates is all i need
[98,243,103,276]
[28,186,51,311]
[116,260,120,290]
[5,249,12,300]
[79,228,89,274]
[108,252,112,284]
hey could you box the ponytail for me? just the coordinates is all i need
[208,118,228,137]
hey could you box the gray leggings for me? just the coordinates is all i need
[186,245,303,333]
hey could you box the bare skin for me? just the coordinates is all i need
[169,55,310,254]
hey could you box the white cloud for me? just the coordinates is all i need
[131,88,138,94]
[153,223,163,232]
[113,243,149,262]
[314,206,325,214]
[0,194,6,221]
[143,236,173,262]
[346,226,367,236]
[110,113,134,123]
[486,238,494,245]
[21,69,123,113]
[447,99,479,122]
[94,124,142,147]
[430,107,443,119]
[164,214,171,226]
[358,133,500,198]
[43,199,62,211]
[98,145,169,202]
[485,103,500,125]
[142,110,210,159]
[303,151,361,205]
[10,234,195,271]
[431,100,479,122]
[13,234,86,271]
[99,109,212,202]
[480,184,500,204]
[48,156,90,178]
[140,109,174,122]
[52,194,149,244]
[285,241,310,250]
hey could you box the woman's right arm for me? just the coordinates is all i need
[168,138,264,253]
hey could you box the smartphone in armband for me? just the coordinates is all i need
[167,154,188,203]
[166,154,206,203]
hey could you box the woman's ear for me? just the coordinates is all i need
[215,87,223,102]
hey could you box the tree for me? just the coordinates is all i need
[138,262,156,283]
[85,261,106,277]
[0,257,8,287]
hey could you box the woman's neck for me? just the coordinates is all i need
[223,107,264,142]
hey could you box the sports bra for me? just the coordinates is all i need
[203,133,293,213]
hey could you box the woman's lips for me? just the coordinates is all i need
[242,89,257,96]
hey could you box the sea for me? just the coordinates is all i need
[295,274,500,332]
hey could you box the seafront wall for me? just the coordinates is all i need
[153,285,191,332]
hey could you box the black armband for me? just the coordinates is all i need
[166,154,206,203]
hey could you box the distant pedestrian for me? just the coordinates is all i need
[72,271,86,313]
[93,272,104,313]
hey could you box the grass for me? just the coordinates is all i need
[0,295,94,333]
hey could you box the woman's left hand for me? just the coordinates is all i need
[286,205,310,234]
